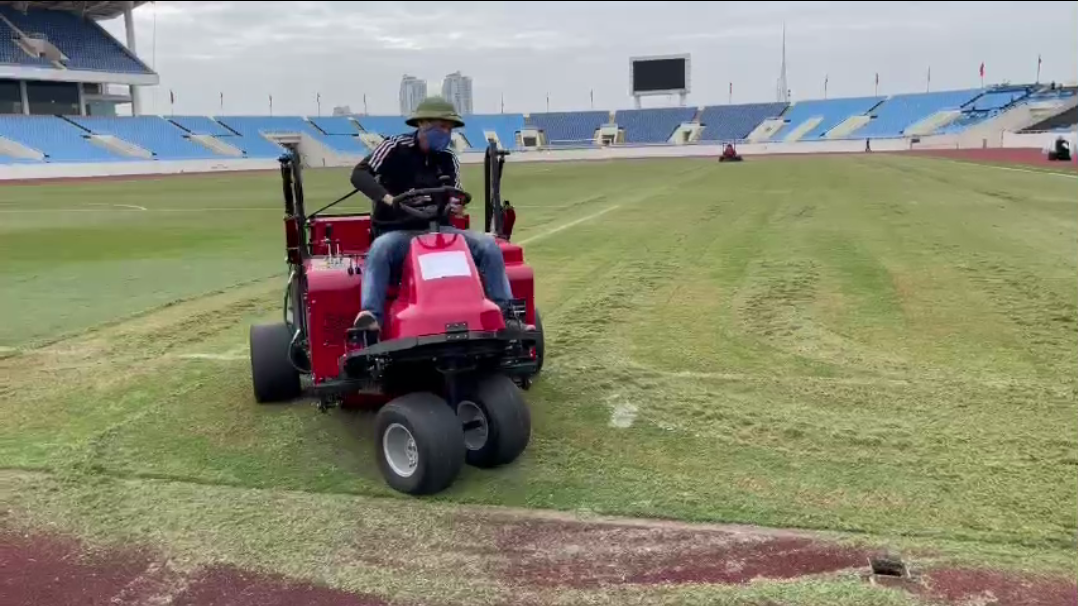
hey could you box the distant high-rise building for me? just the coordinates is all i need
[441,71,473,115]
[331,105,352,116]
[399,75,427,116]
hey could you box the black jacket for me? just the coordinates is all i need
[350,132,462,232]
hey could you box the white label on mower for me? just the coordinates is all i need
[418,251,471,281]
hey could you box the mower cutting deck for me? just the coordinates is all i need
[249,142,543,495]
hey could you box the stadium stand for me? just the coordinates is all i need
[529,111,609,146]
[699,103,787,141]
[967,88,1030,111]
[766,97,880,141]
[309,116,359,135]
[215,116,369,156]
[461,114,525,149]
[70,116,223,160]
[0,115,123,162]
[616,107,697,144]
[0,5,151,74]
[169,116,236,137]
[855,90,979,137]
[356,116,412,137]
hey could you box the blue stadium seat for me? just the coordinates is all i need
[169,116,235,137]
[356,116,412,137]
[967,89,1029,112]
[321,135,370,154]
[461,114,525,149]
[0,115,124,162]
[0,6,152,74]
[215,116,368,157]
[213,117,306,158]
[857,90,980,137]
[615,108,697,143]
[699,103,787,141]
[530,111,608,146]
[309,117,359,135]
[765,97,880,140]
[70,116,225,160]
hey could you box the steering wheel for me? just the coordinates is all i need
[392,186,472,221]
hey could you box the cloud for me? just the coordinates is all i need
[98,1,1077,115]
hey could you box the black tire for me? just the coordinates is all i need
[375,393,465,495]
[249,322,301,403]
[458,374,531,469]
[533,308,545,375]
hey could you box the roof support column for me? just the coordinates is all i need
[123,1,142,116]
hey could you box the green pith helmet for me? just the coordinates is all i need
[406,96,465,128]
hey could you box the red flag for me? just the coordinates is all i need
[979,62,985,77]
[169,89,175,105]
[875,72,879,85]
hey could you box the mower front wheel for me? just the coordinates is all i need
[375,393,466,495]
[459,374,531,469]
[249,322,301,403]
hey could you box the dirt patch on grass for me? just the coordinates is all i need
[919,568,1078,606]
[486,517,868,588]
[0,530,386,606]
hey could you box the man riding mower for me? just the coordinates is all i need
[349,96,523,338]
[719,142,743,162]
[249,99,543,496]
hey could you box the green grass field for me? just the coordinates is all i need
[2,155,1076,604]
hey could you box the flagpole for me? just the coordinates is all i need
[927,67,931,92]
[728,82,732,104]
[824,75,828,100]
[1036,54,1042,83]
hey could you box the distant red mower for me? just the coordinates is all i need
[249,142,544,495]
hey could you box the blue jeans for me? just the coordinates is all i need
[361,227,514,325]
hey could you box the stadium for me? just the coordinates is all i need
[2,2,1077,606]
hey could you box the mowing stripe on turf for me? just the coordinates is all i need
[517,205,622,245]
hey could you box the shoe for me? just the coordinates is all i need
[352,311,380,332]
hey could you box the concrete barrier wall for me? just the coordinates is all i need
[0,131,1063,181]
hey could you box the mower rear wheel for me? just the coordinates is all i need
[375,393,465,495]
[460,374,531,469]
[249,322,301,403]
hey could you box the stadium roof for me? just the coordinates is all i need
[0,1,146,20]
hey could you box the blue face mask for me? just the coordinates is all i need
[421,126,452,152]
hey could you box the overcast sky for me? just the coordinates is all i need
[101,1,1078,116]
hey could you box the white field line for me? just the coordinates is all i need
[936,158,1078,179]
[174,352,248,361]
[86,203,147,211]
[608,402,638,429]
[517,205,622,245]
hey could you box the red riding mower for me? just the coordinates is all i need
[249,142,544,495]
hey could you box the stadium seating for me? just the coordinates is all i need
[70,116,224,160]
[169,116,236,137]
[765,97,880,140]
[0,6,151,74]
[0,115,123,162]
[213,116,308,158]
[615,108,697,144]
[967,88,1029,112]
[529,111,609,146]
[699,103,788,141]
[310,117,359,135]
[356,116,412,137]
[459,114,524,150]
[856,90,980,137]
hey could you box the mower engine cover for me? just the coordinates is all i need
[382,231,505,341]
